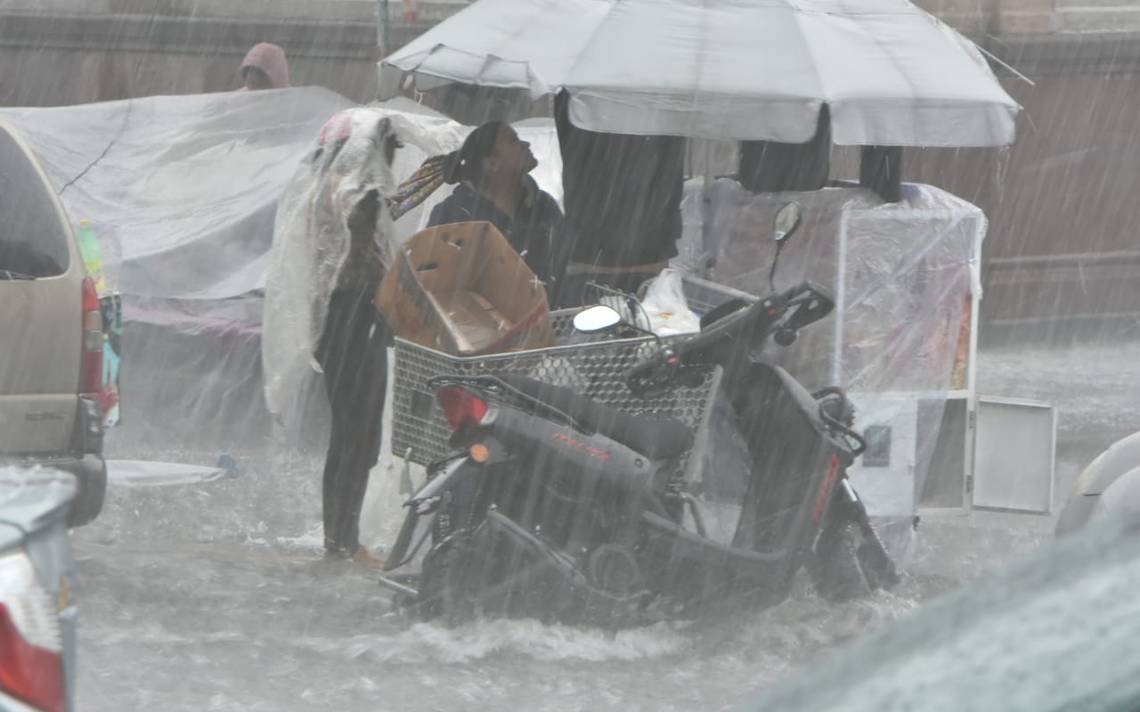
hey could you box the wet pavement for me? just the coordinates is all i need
[72,341,1133,711]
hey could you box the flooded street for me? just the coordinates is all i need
[74,526,919,712]
[71,340,1115,711]
[1,1,1137,710]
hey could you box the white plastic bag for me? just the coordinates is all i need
[640,269,701,336]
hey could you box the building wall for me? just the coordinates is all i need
[1,0,1136,335]
[901,31,1140,337]
[0,0,444,105]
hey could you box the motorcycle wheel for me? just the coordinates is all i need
[419,523,544,625]
[417,535,477,625]
[856,537,901,591]
[808,520,871,602]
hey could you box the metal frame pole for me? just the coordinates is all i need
[377,0,391,57]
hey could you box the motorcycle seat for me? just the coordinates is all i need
[496,374,693,460]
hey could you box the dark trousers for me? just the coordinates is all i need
[317,288,390,556]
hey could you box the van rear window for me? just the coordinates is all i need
[0,128,70,278]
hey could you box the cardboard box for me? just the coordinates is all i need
[375,221,554,356]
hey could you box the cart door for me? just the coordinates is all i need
[971,397,1056,514]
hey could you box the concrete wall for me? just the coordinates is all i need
[914,0,1057,35]
[1,0,1136,337]
[900,33,1140,338]
[915,0,1140,35]
[0,0,451,105]
[1,0,1135,106]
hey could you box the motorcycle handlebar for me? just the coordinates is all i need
[625,282,833,396]
[625,347,679,397]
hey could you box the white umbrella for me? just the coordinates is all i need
[382,0,1019,147]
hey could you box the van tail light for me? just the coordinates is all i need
[437,388,489,431]
[80,277,103,397]
[0,554,65,712]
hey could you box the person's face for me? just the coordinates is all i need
[242,67,274,91]
[487,127,537,180]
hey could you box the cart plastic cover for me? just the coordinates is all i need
[676,179,983,394]
[675,178,985,541]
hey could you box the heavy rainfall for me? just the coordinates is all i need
[0,0,1139,710]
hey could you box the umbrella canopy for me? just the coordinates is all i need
[382,0,1019,147]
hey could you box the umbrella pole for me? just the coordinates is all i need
[377,0,391,57]
[701,143,713,275]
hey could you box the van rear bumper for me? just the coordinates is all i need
[0,453,106,527]
[56,455,105,527]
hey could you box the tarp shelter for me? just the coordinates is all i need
[0,89,564,447]
[382,0,1019,146]
[0,88,355,445]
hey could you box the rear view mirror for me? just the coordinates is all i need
[773,202,803,243]
[573,305,622,333]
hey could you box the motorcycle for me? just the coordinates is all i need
[381,202,898,626]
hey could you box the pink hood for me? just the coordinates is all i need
[240,43,290,89]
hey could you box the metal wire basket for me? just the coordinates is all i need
[391,309,722,470]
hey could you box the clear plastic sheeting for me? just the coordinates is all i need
[678,180,982,393]
[262,108,565,427]
[677,180,984,527]
[0,87,356,446]
[262,106,454,424]
[0,89,562,447]
[0,88,355,306]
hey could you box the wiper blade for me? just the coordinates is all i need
[0,270,36,280]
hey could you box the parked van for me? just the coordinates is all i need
[0,120,106,526]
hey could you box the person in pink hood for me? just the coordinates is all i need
[239,42,290,91]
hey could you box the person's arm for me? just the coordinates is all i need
[346,189,379,236]
[343,189,386,286]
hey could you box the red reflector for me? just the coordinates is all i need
[80,277,103,396]
[0,603,64,712]
[812,455,842,523]
[437,387,489,431]
[81,276,99,313]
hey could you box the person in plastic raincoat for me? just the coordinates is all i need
[315,190,392,566]
[271,111,401,567]
[316,111,410,567]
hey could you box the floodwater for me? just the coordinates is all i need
[73,341,1127,711]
